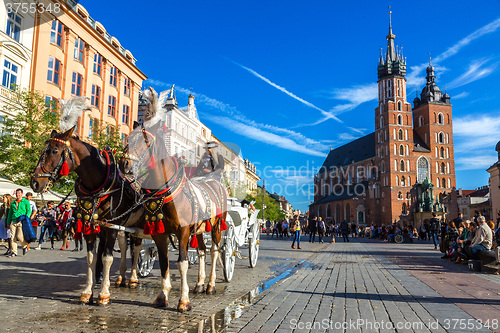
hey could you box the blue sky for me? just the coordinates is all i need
[81,0,500,212]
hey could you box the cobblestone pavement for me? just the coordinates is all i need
[226,238,500,333]
[0,234,325,332]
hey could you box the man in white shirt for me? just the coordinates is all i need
[469,215,493,259]
[26,192,38,249]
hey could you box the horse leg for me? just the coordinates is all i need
[177,228,191,312]
[151,234,170,308]
[80,234,97,304]
[97,229,117,305]
[115,231,127,287]
[128,236,142,288]
[95,230,106,283]
[194,234,206,294]
[206,233,219,295]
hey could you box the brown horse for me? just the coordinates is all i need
[31,128,205,310]
[126,121,227,310]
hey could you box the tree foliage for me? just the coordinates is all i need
[0,89,123,194]
[246,187,285,221]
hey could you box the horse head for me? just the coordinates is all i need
[30,126,76,193]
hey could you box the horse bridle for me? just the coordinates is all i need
[32,137,75,183]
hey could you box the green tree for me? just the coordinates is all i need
[246,187,285,221]
[90,118,123,151]
[0,89,63,188]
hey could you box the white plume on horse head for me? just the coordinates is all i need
[142,87,165,125]
[59,96,90,132]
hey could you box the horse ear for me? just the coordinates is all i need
[61,126,75,140]
[133,121,140,130]
[50,130,58,138]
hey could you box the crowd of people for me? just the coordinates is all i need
[0,188,83,258]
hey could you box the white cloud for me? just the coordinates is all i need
[327,83,378,116]
[232,61,342,123]
[208,115,327,157]
[453,91,469,99]
[453,113,500,170]
[447,58,498,88]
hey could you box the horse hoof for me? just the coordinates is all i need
[177,301,192,313]
[128,279,139,288]
[79,293,93,305]
[193,285,205,294]
[206,285,216,295]
[153,295,167,308]
[115,278,127,287]
[97,295,110,306]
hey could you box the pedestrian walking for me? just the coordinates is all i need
[291,215,301,249]
[317,217,326,243]
[0,194,13,255]
[6,189,32,257]
[26,192,38,249]
[35,201,57,250]
[340,220,349,242]
[428,214,440,249]
[308,216,317,243]
[58,202,74,250]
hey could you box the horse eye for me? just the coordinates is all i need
[51,148,58,154]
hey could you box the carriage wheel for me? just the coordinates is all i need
[223,226,235,282]
[138,247,157,278]
[188,249,198,265]
[395,235,403,244]
[249,223,260,268]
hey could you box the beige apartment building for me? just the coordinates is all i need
[30,0,147,142]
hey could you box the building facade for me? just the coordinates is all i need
[310,13,456,226]
[30,0,146,142]
[0,0,35,118]
[487,141,500,220]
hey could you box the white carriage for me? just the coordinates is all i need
[134,197,261,281]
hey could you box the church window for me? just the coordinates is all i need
[436,162,439,173]
[442,177,446,188]
[393,144,396,155]
[397,114,403,125]
[381,161,385,173]
[396,175,399,186]
[417,157,429,183]
[435,147,438,158]
[380,117,384,128]
[406,145,409,155]
[401,176,406,186]
[441,162,446,173]
[398,129,403,140]
[387,80,392,98]
[446,133,449,144]
[397,81,401,97]
[398,191,402,199]
[407,160,410,172]
[399,145,404,156]
[447,178,451,188]
[436,178,440,188]
[438,113,444,124]
[447,162,450,173]
[397,100,402,111]
[394,160,398,171]
[405,130,408,140]
[440,147,445,158]
[419,116,424,127]
[400,160,405,171]
[393,128,396,140]
[408,177,411,186]
[438,132,444,143]
[447,148,449,158]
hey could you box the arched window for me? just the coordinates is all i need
[397,114,403,125]
[401,176,406,186]
[446,148,450,158]
[398,129,403,140]
[406,192,411,199]
[447,162,450,173]
[398,191,402,199]
[442,177,446,188]
[408,176,411,186]
[436,178,440,187]
[396,175,399,186]
[381,161,385,173]
[438,113,444,124]
[439,132,444,143]
[447,178,451,188]
[400,160,405,171]
[394,160,398,171]
[402,202,407,213]
[441,162,446,173]
[397,81,401,97]
[417,157,429,183]
[419,116,424,127]
[394,144,397,155]
[399,145,404,156]
[380,117,384,128]
[406,144,409,155]
[440,147,445,158]
[398,100,402,111]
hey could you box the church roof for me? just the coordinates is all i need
[319,133,375,175]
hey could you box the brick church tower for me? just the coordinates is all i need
[374,11,414,223]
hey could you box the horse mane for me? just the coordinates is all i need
[70,135,105,164]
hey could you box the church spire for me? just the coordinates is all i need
[386,8,396,63]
